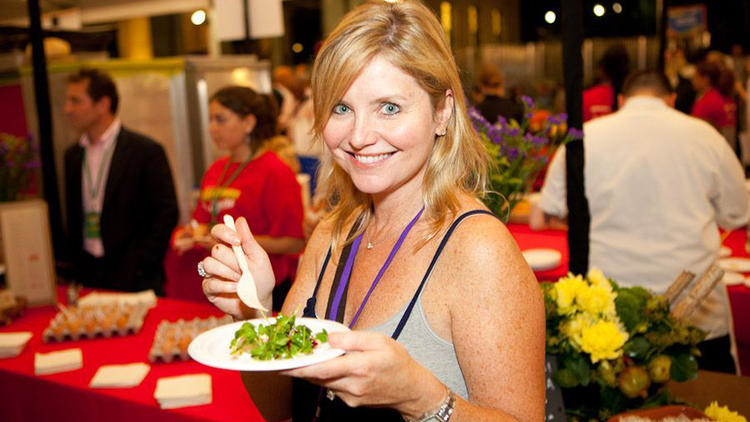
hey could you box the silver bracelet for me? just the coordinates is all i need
[403,389,456,422]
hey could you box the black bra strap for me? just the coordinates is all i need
[391,209,497,340]
[312,247,331,299]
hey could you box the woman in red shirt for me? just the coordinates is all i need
[692,60,737,149]
[168,86,304,306]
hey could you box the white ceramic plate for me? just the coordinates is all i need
[719,246,732,258]
[522,248,562,271]
[722,272,745,286]
[718,257,750,273]
[188,317,349,371]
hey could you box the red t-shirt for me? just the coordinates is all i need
[691,88,737,129]
[583,83,614,122]
[184,151,304,285]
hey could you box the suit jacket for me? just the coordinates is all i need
[64,126,178,293]
[476,94,524,124]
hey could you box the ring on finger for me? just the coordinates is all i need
[197,261,209,278]
[326,389,336,401]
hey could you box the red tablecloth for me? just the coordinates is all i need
[0,288,263,422]
[721,229,750,376]
[507,223,750,376]
[507,223,569,282]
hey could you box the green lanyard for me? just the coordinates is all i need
[82,140,117,200]
[210,156,252,225]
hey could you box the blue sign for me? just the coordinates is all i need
[668,6,707,34]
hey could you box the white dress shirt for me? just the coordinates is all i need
[80,118,121,257]
[539,96,750,339]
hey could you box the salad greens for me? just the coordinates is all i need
[230,314,329,360]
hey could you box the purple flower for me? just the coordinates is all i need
[548,114,562,125]
[507,147,521,160]
[487,126,504,144]
[568,127,584,139]
[23,160,41,169]
[525,112,534,120]
[532,135,548,146]
[521,95,534,110]
[506,127,521,137]
[496,115,508,127]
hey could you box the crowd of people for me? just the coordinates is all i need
[55,0,750,420]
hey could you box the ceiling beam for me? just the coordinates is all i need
[1,0,209,27]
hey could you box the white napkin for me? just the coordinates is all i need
[35,348,83,375]
[78,290,157,308]
[0,331,32,358]
[89,362,150,388]
[154,373,212,409]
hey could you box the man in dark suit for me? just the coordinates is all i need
[63,68,178,295]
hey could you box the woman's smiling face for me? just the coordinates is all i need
[322,56,451,199]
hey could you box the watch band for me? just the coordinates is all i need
[404,389,456,422]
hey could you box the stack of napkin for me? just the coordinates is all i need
[78,290,157,308]
[0,331,32,358]
[154,373,212,409]
[34,348,83,375]
[90,362,151,388]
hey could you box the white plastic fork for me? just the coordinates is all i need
[223,215,268,312]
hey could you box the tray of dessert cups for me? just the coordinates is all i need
[43,303,150,343]
[149,315,233,363]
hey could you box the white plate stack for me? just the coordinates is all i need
[154,373,212,409]
[0,332,32,358]
[522,248,562,271]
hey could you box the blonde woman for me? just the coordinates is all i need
[200,1,544,420]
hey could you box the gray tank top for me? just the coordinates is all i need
[366,296,469,399]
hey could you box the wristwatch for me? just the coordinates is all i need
[405,390,456,422]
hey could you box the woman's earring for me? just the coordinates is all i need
[245,132,252,144]
[437,129,447,137]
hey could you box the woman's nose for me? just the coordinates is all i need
[349,115,376,149]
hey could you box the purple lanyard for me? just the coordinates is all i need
[327,206,425,328]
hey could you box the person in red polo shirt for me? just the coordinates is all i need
[583,44,630,122]
[692,60,737,149]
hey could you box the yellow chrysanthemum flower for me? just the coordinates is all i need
[561,313,594,348]
[705,402,748,422]
[577,284,616,317]
[586,268,612,292]
[554,274,587,315]
[579,320,628,363]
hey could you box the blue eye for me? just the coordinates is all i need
[381,103,400,115]
[333,104,350,114]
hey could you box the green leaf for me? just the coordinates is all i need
[615,288,648,332]
[670,353,698,382]
[624,336,652,360]
[563,355,591,386]
[552,368,580,388]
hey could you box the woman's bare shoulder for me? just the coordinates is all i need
[439,195,537,299]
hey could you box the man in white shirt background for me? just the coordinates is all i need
[63,68,178,295]
[531,70,750,374]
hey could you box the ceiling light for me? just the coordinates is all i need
[593,4,605,17]
[544,11,556,24]
[191,10,206,26]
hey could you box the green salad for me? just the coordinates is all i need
[230,314,329,360]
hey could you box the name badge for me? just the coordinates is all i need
[84,211,101,238]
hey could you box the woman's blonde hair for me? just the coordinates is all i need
[311,0,489,246]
